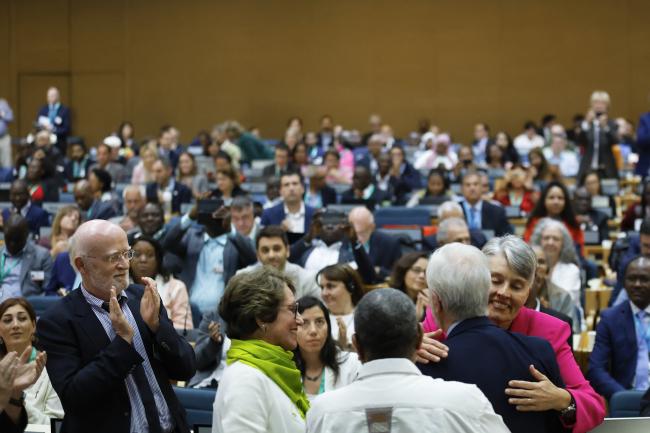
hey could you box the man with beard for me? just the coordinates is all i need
[36,219,196,433]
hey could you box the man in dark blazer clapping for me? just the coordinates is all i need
[36,220,196,433]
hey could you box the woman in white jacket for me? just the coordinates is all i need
[294,296,360,401]
[0,298,63,425]
[212,266,309,433]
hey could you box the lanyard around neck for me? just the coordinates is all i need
[0,253,21,284]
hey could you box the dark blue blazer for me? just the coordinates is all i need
[368,230,402,278]
[146,182,193,214]
[319,185,338,207]
[87,199,117,220]
[2,205,50,236]
[422,229,488,251]
[419,316,564,433]
[636,112,650,177]
[37,104,71,138]
[340,187,390,211]
[461,200,514,237]
[587,302,638,399]
[611,234,640,304]
[45,252,76,295]
[36,284,196,433]
[260,202,316,233]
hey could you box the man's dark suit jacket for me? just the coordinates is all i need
[587,301,638,400]
[262,162,297,177]
[2,205,50,236]
[422,229,487,252]
[367,230,402,278]
[37,104,71,152]
[577,120,619,179]
[419,316,565,433]
[461,200,514,237]
[611,234,641,305]
[260,202,316,234]
[146,182,193,214]
[317,185,338,207]
[340,187,390,211]
[187,311,227,388]
[36,285,196,433]
[86,199,117,220]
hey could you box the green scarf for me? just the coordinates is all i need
[227,339,310,419]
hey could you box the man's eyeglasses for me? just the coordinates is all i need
[84,249,135,264]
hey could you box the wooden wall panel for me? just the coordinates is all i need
[1,0,649,146]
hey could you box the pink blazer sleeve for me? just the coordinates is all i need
[511,308,605,433]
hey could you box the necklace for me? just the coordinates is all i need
[304,368,324,382]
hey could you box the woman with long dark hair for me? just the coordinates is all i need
[524,180,584,250]
[389,252,430,319]
[294,296,360,401]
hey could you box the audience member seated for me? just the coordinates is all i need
[295,296,361,401]
[211,122,242,169]
[373,153,411,204]
[187,305,227,389]
[304,166,337,208]
[263,143,296,177]
[471,122,493,163]
[45,251,78,296]
[354,133,384,175]
[322,149,352,185]
[212,267,308,433]
[637,109,650,177]
[130,143,157,185]
[485,142,506,170]
[459,171,513,237]
[611,218,650,305]
[529,245,579,333]
[524,181,584,250]
[262,171,315,236]
[494,167,535,214]
[543,126,579,177]
[238,226,320,299]
[291,141,310,173]
[263,177,282,209]
[229,196,260,244]
[406,168,454,207]
[31,129,64,171]
[307,287,508,433]
[224,120,273,163]
[63,140,92,182]
[0,215,52,302]
[210,167,247,206]
[574,186,609,243]
[530,218,583,309]
[528,147,558,189]
[422,236,605,432]
[513,120,545,161]
[347,206,402,279]
[422,201,487,250]
[588,256,650,400]
[451,145,479,181]
[129,235,192,331]
[43,205,81,257]
[340,166,390,210]
[435,217,472,248]
[388,145,421,191]
[0,298,59,425]
[176,151,209,197]
[414,133,458,171]
[24,158,58,204]
[315,264,365,351]
[146,156,192,214]
[492,131,519,166]
[1,180,50,237]
[389,251,430,319]
[73,179,117,220]
[89,142,128,184]
[88,168,119,213]
[580,169,618,223]
[111,185,145,232]
[621,178,650,232]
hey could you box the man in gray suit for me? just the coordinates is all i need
[0,215,52,301]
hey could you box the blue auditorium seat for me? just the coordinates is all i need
[26,295,60,318]
[374,206,431,227]
[173,386,217,426]
[609,390,645,418]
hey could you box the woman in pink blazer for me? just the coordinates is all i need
[421,236,605,433]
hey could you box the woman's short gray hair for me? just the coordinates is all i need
[529,218,579,265]
[482,235,538,284]
[426,243,490,321]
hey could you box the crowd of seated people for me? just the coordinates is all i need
[2,85,650,432]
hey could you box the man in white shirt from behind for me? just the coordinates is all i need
[306,288,509,433]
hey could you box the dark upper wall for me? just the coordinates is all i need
[2,0,650,146]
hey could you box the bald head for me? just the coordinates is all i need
[348,206,375,244]
[437,217,471,246]
[74,180,94,211]
[69,220,126,266]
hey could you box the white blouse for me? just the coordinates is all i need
[306,351,361,402]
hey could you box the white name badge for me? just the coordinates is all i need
[365,407,392,433]
[30,271,45,282]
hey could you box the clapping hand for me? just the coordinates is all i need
[110,287,134,343]
[0,352,19,410]
[140,277,161,333]
[415,290,430,321]
[208,321,223,343]
[13,346,46,393]
[336,317,353,351]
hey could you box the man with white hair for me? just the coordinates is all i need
[436,217,471,246]
[577,90,619,179]
[543,125,579,177]
[307,288,509,433]
[35,86,71,154]
[109,185,146,232]
[419,243,565,433]
[36,219,196,433]
[422,201,487,251]
[348,206,402,278]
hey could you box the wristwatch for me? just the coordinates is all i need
[8,392,25,407]
[558,394,577,425]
